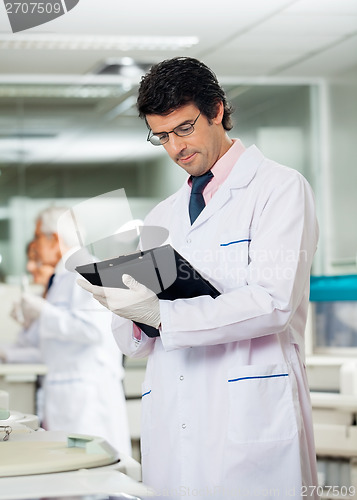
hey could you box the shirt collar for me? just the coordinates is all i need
[187,139,245,186]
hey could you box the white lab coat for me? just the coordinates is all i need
[113,145,319,498]
[12,256,131,455]
[2,320,42,364]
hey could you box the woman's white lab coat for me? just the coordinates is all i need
[31,258,131,455]
[113,145,319,497]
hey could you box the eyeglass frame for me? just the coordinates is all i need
[146,112,201,146]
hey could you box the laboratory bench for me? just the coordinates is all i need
[306,356,357,499]
[122,356,147,462]
[0,363,47,414]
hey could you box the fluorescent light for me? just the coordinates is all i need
[121,57,135,66]
[0,34,199,51]
[0,84,126,98]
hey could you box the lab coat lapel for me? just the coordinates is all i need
[188,145,264,230]
[194,182,232,227]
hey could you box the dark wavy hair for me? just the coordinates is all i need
[137,57,233,131]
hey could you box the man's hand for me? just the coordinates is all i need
[21,293,46,329]
[77,274,161,329]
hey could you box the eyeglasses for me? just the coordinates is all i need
[147,112,201,146]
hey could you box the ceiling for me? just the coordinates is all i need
[0,0,356,166]
[1,0,357,77]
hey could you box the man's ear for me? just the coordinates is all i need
[51,233,62,259]
[212,100,224,125]
[50,232,60,245]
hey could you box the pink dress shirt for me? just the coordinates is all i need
[202,138,246,203]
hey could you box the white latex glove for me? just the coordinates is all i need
[10,300,25,325]
[77,274,161,329]
[20,292,46,329]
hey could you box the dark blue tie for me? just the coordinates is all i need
[189,171,214,224]
[47,273,55,292]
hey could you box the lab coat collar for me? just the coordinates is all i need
[225,144,264,189]
[180,144,264,231]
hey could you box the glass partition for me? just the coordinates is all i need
[0,79,318,282]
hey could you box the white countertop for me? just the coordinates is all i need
[0,364,47,377]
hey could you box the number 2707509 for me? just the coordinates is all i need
[302,485,355,497]
[5,3,62,14]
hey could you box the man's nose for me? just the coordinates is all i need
[166,133,186,154]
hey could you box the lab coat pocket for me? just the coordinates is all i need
[218,231,250,288]
[140,381,152,456]
[227,363,297,443]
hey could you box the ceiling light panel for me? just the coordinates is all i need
[0,34,199,51]
[0,84,127,99]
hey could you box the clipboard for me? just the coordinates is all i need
[75,244,220,337]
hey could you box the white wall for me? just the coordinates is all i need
[326,66,357,274]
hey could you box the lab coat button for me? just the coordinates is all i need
[179,375,184,381]
[182,423,187,429]
[186,238,191,244]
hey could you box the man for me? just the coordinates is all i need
[79,57,319,497]
[4,207,132,456]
